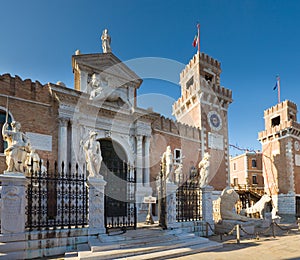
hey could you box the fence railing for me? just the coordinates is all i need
[26,160,88,231]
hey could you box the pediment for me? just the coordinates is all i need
[72,53,142,89]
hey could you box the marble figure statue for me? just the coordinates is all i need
[81,131,102,178]
[2,121,30,173]
[101,29,111,53]
[198,152,210,187]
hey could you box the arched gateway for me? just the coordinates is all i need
[100,139,136,232]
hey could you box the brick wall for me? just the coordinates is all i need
[0,74,59,173]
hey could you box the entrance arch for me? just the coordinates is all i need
[100,139,136,232]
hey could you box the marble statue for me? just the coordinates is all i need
[2,121,30,173]
[198,152,210,187]
[174,163,183,184]
[240,194,272,219]
[101,29,111,53]
[25,148,47,175]
[219,187,249,221]
[161,146,174,183]
[81,131,102,178]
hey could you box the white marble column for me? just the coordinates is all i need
[87,177,107,235]
[0,173,29,234]
[144,136,151,187]
[136,135,143,186]
[58,118,69,169]
[201,185,214,235]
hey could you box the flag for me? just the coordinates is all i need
[273,76,280,90]
[192,34,198,47]
[192,23,200,49]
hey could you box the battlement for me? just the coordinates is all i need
[258,120,300,141]
[0,73,51,104]
[180,52,221,80]
[264,100,297,117]
[172,79,232,113]
[152,115,201,140]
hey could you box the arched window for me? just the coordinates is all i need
[0,110,12,153]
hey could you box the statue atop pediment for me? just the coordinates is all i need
[101,29,111,53]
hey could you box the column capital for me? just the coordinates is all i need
[58,117,69,127]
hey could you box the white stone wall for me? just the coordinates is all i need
[278,193,296,215]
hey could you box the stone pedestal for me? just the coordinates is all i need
[87,177,107,235]
[201,185,214,235]
[166,182,178,229]
[136,184,153,222]
[0,172,28,234]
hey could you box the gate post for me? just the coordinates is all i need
[87,177,107,235]
[0,173,28,234]
[166,182,177,228]
[201,185,214,235]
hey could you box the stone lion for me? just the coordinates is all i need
[219,187,249,222]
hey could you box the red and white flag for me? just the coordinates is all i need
[192,23,200,52]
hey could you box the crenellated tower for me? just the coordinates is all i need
[258,100,300,218]
[173,52,233,190]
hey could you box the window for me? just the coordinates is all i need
[174,148,182,164]
[0,110,12,153]
[233,178,238,186]
[233,163,236,171]
[271,116,280,127]
[252,175,258,185]
[186,76,194,89]
[251,159,257,168]
[205,74,213,82]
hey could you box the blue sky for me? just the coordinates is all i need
[1,0,300,155]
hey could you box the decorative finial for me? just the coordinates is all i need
[101,29,111,53]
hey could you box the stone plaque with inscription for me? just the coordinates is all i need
[26,132,52,151]
[208,132,224,150]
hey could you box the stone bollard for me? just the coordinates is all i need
[0,172,29,234]
[87,176,107,235]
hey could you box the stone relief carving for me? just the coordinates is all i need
[88,187,104,228]
[88,73,132,107]
[198,152,210,188]
[80,131,103,178]
[167,192,176,224]
[101,29,111,53]
[2,186,22,233]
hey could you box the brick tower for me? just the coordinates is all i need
[258,100,300,218]
[172,52,233,190]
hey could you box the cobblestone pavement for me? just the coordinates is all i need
[172,224,300,260]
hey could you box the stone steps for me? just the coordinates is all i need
[0,228,89,259]
[72,227,222,260]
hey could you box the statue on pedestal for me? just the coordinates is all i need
[198,152,210,188]
[161,146,174,183]
[101,29,111,53]
[2,121,30,173]
[81,131,102,178]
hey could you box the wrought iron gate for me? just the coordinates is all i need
[176,176,202,222]
[101,140,136,233]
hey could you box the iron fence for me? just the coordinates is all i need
[26,160,88,231]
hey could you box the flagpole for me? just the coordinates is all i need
[277,77,281,103]
[197,23,200,53]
